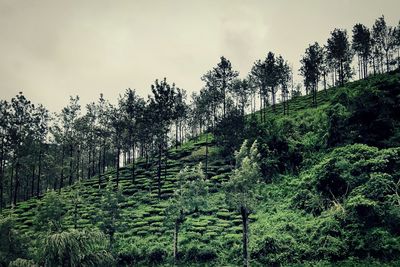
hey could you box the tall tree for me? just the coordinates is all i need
[250,58,268,122]
[225,140,261,267]
[326,29,353,86]
[173,88,188,149]
[59,96,81,187]
[98,180,123,250]
[149,78,176,198]
[276,56,291,115]
[265,52,280,112]
[8,92,35,205]
[352,23,372,78]
[0,100,10,210]
[119,89,145,183]
[106,103,125,187]
[33,104,49,197]
[372,15,397,73]
[300,42,324,107]
[213,56,239,118]
[165,164,208,262]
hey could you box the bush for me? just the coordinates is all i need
[183,245,217,262]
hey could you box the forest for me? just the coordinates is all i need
[0,15,400,267]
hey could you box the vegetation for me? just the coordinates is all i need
[0,15,400,266]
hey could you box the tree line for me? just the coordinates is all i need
[0,15,399,209]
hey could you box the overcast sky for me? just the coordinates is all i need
[0,0,399,112]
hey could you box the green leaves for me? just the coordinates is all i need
[34,190,67,233]
[225,140,261,213]
[41,229,113,267]
[165,163,208,223]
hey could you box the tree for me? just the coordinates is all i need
[265,52,280,112]
[201,70,223,129]
[98,180,123,250]
[225,140,261,267]
[8,92,35,205]
[250,58,268,122]
[70,180,84,229]
[34,190,67,232]
[173,88,188,148]
[149,78,176,198]
[326,29,353,86]
[119,89,145,183]
[0,216,27,266]
[300,42,324,107]
[213,57,239,118]
[395,20,400,69]
[352,23,372,79]
[106,103,125,187]
[372,16,397,73]
[276,56,291,115]
[165,164,208,262]
[0,100,10,211]
[32,104,50,197]
[231,78,251,116]
[58,96,80,189]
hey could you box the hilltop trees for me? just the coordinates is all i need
[372,16,398,73]
[276,56,291,114]
[225,140,261,267]
[300,42,325,107]
[213,57,239,118]
[352,23,372,79]
[326,29,353,86]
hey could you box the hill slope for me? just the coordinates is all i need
[2,71,400,266]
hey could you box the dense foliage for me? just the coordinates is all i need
[0,15,400,267]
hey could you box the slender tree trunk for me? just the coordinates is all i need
[91,145,95,177]
[116,145,120,187]
[87,146,91,179]
[175,121,179,149]
[157,142,162,198]
[73,199,78,229]
[60,145,65,192]
[205,132,209,177]
[69,144,73,185]
[0,142,3,211]
[272,87,276,112]
[13,160,20,206]
[10,160,14,205]
[223,79,226,118]
[131,143,135,183]
[340,60,344,86]
[386,50,390,73]
[31,164,35,198]
[102,137,106,174]
[76,145,80,182]
[241,207,250,267]
[173,220,180,262]
[98,145,101,177]
[37,145,42,197]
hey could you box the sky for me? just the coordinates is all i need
[0,0,399,112]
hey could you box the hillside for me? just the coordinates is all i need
[1,71,400,266]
